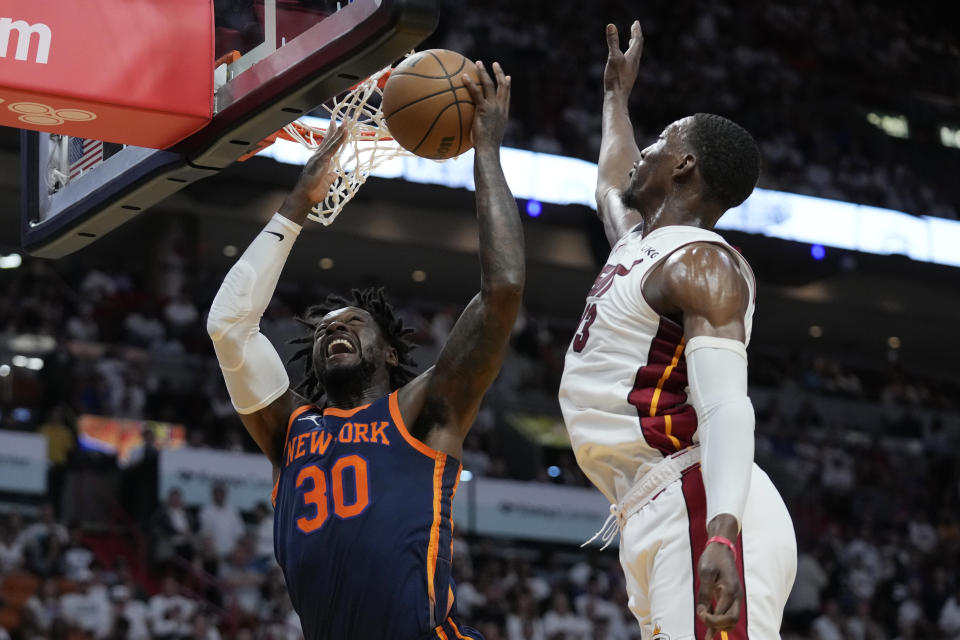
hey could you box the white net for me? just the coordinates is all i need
[282,59,418,226]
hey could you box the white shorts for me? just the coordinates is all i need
[616,448,797,640]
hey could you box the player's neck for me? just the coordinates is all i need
[641,191,719,236]
[325,374,392,410]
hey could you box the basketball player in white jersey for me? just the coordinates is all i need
[558,22,797,640]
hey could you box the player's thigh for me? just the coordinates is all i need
[621,480,697,640]
[742,465,798,639]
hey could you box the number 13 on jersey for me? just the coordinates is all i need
[572,303,598,352]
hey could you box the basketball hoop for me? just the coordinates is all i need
[260,57,426,227]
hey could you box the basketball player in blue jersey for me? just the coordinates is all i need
[206,61,519,640]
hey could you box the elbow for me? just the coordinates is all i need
[483,276,524,304]
[205,312,220,340]
[206,309,237,343]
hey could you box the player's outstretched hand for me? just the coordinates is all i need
[696,540,743,640]
[297,123,348,204]
[280,123,348,223]
[603,20,643,97]
[462,61,511,152]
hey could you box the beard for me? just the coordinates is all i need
[621,179,642,211]
[314,353,378,398]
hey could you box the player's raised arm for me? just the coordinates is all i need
[402,61,524,446]
[654,242,754,638]
[206,126,346,468]
[597,20,645,246]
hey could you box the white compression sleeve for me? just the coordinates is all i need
[686,336,755,530]
[207,213,302,414]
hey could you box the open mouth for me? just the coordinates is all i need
[324,336,358,359]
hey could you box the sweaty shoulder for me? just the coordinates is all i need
[648,242,749,329]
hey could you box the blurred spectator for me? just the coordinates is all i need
[164,294,199,335]
[37,405,76,513]
[940,584,960,640]
[846,600,887,640]
[505,588,545,640]
[575,576,627,639]
[60,524,95,582]
[66,303,99,341]
[0,513,24,575]
[219,538,265,616]
[107,584,150,640]
[250,501,275,567]
[20,503,68,577]
[785,550,828,632]
[24,578,63,634]
[151,488,195,566]
[199,482,245,560]
[811,599,845,640]
[190,610,223,640]
[59,568,112,638]
[542,591,592,639]
[149,575,196,640]
[124,428,160,524]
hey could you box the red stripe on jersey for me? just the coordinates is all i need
[681,466,749,639]
[629,318,696,456]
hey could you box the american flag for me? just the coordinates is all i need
[68,137,104,179]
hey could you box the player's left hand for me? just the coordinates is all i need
[696,539,743,640]
[462,61,511,151]
[603,20,643,97]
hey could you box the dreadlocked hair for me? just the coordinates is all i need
[288,287,417,405]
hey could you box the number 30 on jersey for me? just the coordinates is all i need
[295,454,370,533]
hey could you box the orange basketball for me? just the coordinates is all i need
[381,50,480,160]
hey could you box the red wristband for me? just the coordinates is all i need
[706,535,738,562]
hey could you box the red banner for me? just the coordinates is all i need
[0,0,213,149]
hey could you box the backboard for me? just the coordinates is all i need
[20,0,439,258]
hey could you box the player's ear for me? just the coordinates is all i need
[673,152,696,179]
[385,346,399,368]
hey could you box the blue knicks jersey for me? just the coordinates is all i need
[272,391,479,640]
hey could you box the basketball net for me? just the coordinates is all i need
[274,56,427,226]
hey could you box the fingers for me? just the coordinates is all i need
[696,570,715,615]
[492,62,511,108]
[630,20,643,47]
[306,171,338,204]
[464,62,510,109]
[605,23,620,53]
[626,20,644,60]
[700,607,740,635]
[698,593,741,640]
[461,73,482,104]
[475,60,496,98]
[317,123,347,158]
[712,583,736,619]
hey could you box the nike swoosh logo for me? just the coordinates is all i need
[264,231,284,241]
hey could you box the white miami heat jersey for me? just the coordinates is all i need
[559,224,756,504]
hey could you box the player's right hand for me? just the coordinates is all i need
[280,123,347,223]
[603,20,643,97]
[462,61,511,151]
[295,123,348,204]
[696,540,744,640]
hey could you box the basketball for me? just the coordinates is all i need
[381,49,480,160]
